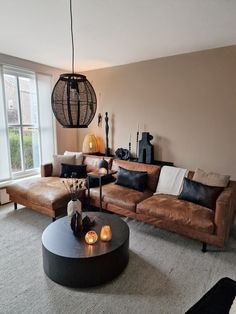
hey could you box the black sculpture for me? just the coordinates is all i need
[98,113,102,127]
[82,215,95,233]
[115,148,130,160]
[71,214,95,237]
[105,112,110,156]
[70,211,83,237]
[138,132,154,164]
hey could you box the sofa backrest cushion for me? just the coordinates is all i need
[83,155,113,173]
[52,154,75,176]
[64,151,83,165]
[178,177,223,210]
[112,159,160,192]
[193,168,230,188]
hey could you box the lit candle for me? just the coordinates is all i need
[89,142,93,149]
[85,230,98,245]
[100,225,112,242]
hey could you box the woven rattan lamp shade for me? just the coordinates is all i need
[82,134,98,154]
[51,73,97,128]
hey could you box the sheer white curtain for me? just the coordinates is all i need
[0,66,11,181]
[36,73,55,165]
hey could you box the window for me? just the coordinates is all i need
[4,68,40,177]
[0,66,55,182]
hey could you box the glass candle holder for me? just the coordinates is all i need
[100,225,112,242]
[85,230,98,245]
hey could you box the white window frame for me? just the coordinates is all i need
[3,66,41,179]
[0,65,55,183]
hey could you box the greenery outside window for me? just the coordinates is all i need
[3,68,40,177]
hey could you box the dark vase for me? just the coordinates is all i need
[70,211,83,237]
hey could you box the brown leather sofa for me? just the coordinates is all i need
[88,159,236,250]
[6,155,236,250]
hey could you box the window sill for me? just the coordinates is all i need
[0,174,40,188]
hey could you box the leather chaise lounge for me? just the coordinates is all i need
[6,155,112,220]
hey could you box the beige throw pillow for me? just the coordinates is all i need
[193,168,230,187]
[52,154,75,177]
[64,151,83,165]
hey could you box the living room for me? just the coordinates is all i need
[0,1,236,313]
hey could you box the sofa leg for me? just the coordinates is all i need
[202,242,207,253]
[14,202,17,210]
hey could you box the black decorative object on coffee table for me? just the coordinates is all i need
[42,212,129,287]
[70,214,95,237]
[82,215,95,233]
[70,211,83,237]
[138,132,154,164]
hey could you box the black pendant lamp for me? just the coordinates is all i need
[51,0,97,128]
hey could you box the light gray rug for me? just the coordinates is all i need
[0,204,236,314]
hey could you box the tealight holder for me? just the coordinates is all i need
[100,225,112,242]
[85,230,98,245]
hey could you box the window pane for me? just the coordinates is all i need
[8,127,22,173]
[23,127,40,170]
[19,76,38,125]
[4,74,20,124]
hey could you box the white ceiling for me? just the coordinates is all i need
[0,0,236,72]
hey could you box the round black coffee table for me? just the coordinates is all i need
[42,212,129,287]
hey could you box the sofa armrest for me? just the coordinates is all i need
[214,187,235,240]
[41,163,53,177]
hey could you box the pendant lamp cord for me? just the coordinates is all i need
[70,0,75,74]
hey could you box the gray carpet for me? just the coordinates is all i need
[0,204,236,314]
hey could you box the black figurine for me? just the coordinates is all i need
[82,215,95,233]
[71,211,83,237]
[105,112,110,156]
[98,113,102,127]
[138,132,154,164]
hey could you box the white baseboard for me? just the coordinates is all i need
[0,188,10,205]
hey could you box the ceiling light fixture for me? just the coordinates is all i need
[51,0,97,128]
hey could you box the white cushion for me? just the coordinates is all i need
[52,154,75,177]
[155,166,188,196]
[64,151,83,165]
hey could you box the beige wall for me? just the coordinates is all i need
[78,46,236,179]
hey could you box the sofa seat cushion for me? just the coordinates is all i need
[99,183,152,212]
[136,194,215,234]
[7,177,73,210]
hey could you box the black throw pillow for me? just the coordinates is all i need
[178,177,223,210]
[115,166,148,192]
[60,163,87,179]
[86,175,116,188]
